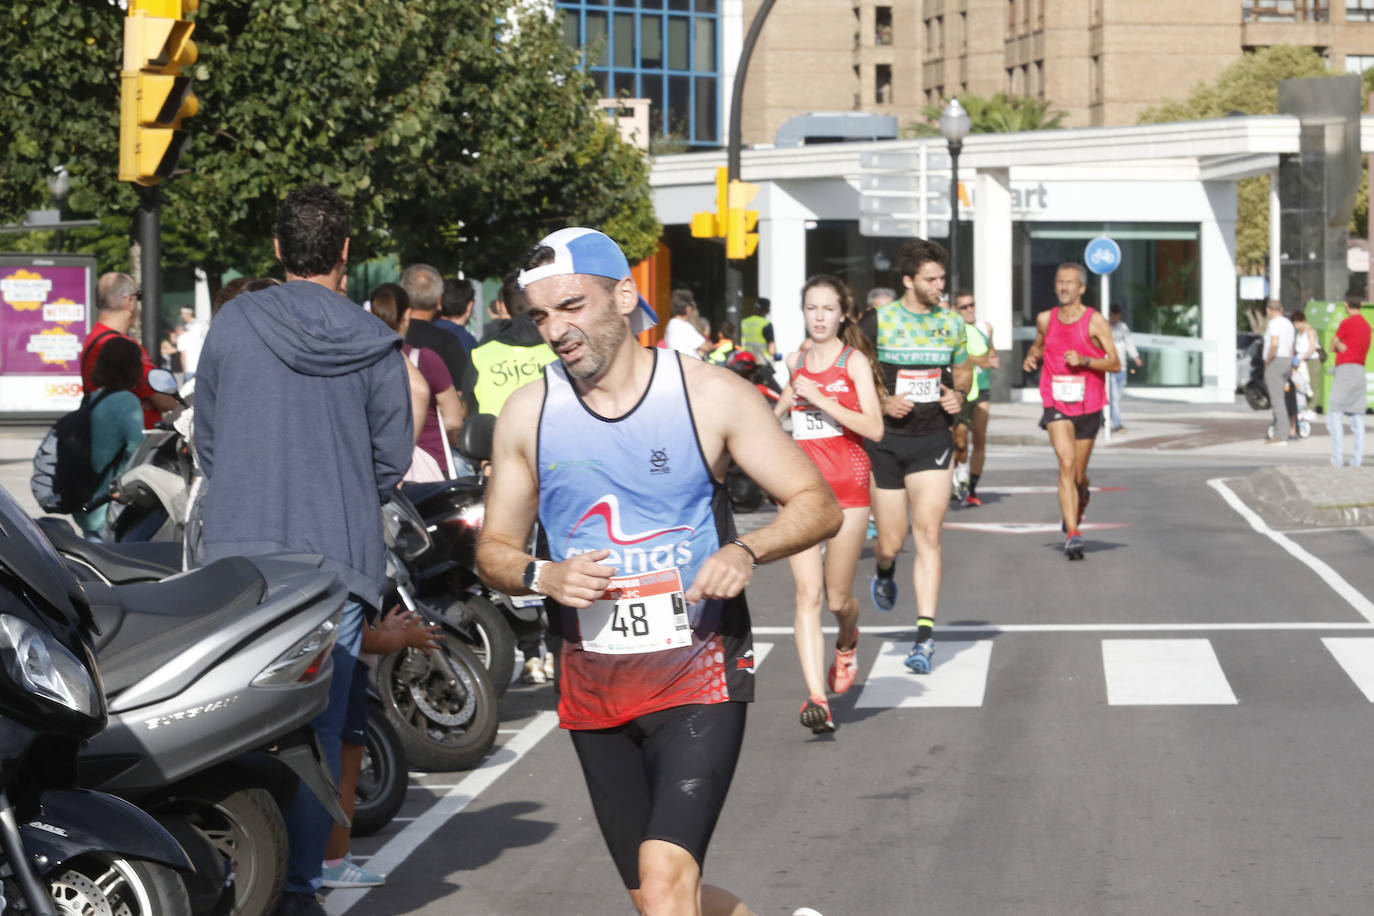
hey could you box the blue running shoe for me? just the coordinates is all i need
[865,519,877,541]
[904,639,935,674]
[870,573,897,612]
[1064,534,1085,560]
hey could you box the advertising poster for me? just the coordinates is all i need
[0,256,95,414]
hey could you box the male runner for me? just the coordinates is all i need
[951,291,999,506]
[1021,263,1121,560]
[477,228,841,915]
[859,239,971,674]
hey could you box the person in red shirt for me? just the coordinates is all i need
[82,273,176,428]
[1328,294,1371,467]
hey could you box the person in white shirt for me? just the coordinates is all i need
[1263,299,1296,443]
[663,288,711,359]
[1107,305,1143,432]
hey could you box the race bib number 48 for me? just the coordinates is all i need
[896,368,941,403]
[580,568,692,655]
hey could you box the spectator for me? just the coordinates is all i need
[399,264,473,472]
[82,272,176,428]
[857,286,896,323]
[708,320,737,364]
[176,305,207,377]
[1262,299,1296,444]
[371,282,463,476]
[74,337,146,540]
[664,288,711,359]
[437,277,479,353]
[194,184,412,916]
[460,271,557,420]
[1329,294,1371,467]
[741,297,777,360]
[1290,309,1319,426]
[1107,304,1142,433]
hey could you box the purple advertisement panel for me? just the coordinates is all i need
[0,257,95,413]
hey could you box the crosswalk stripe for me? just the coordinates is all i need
[855,640,992,708]
[1102,639,1237,706]
[754,642,774,667]
[1322,638,1374,702]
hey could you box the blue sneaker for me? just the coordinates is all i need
[865,519,877,541]
[1064,534,1085,560]
[904,639,935,674]
[870,573,897,612]
[320,857,385,889]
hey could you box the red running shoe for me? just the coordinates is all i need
[828,636,859,695]
[965,494,982,507]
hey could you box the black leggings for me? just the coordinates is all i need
[569,702,748,889]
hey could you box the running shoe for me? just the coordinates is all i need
[903,639,935,674]
[865,518,877,540]
[799,696,836,734]
[966,493,982,507]
[828,635,859,695]
[321,857,385,889]
[870,573,897,612]
[1064,534,1085,560]
[542,654,555,681]
[520,657,547,685]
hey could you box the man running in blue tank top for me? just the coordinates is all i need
[477,228,842,916]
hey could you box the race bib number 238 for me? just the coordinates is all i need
[580,568,692,655]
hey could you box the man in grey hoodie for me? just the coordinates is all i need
[194,184,413,915]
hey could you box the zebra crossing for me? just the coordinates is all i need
[749,634,1374,707]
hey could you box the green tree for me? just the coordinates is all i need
[0,0,659,285]
[1138,45,1331,282]
[905,92,1067,137]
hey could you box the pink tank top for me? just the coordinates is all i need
[1038,307,1106,415]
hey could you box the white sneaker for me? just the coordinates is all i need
[542,654,555,680]
[520,657,547,685]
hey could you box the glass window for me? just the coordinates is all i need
[561,9,579,47]
[668,74,691,137]
[1346,53,1374,72]
[669,0,690,9]
[641,15,663,68]
[586,12,609,66]
[695,0,717,10]
[694,17,716,71]
[614,12,635,67]
[694,76,717,142]
[614,71,637,97]
[590,70,610,96]
[644,73,666,133]
[668,16,690,70]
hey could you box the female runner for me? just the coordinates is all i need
[773,275,885,734]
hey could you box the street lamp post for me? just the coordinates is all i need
[46,166,70,253]
[939,99,971,297]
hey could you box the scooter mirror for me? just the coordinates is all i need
[459,413,496,462]
[146,369,179,395]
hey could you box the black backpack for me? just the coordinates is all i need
[31,389,128,515]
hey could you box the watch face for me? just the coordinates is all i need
[523,561,537,589]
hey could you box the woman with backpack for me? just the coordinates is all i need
[74,336,147,539]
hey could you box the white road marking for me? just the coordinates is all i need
[1322,638,1374,702]
[1208,477,1374,623]
[324,711,560,915]
[1102,639,1237,706]
[855,640,992,708]
[975,485,1127,495]
[752,622,1374,636]
[753,642,773,667]
[1283,525,1374,536]
[942,521,1127,534]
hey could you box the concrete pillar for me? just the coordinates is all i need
[1268,168,1281,301]
[757,184,809,361]
[1203,181,1239,400]
[973,168,1013,401]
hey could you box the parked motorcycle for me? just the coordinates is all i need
[0,485,194,914]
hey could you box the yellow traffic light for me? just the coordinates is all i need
[691,167,731,239]
[119,3,198,186]
[725,180,759,260]
[690,211,719,238]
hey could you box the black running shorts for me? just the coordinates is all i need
[1039,407,1102,441]
[865,429,954,490]
[569,701,747,889]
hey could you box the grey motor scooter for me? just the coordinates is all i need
[74,552,352,916]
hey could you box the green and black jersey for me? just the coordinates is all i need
[859,300,968,437]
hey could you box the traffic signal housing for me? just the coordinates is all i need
[726,180,759,260]
[690,167,730,239]
[119,0,199,186]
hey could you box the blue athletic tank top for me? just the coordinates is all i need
[537,350,755,729]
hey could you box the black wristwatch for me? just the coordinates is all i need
[522,559,549,594]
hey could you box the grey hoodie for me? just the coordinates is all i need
[194,280,412,607]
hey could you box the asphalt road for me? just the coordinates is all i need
[329,447,1374,916]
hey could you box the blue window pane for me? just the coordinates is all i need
[561,9,579,47]
[694,17,715,71]
[669,74,691,137]
[614,12,635,67]
[694,76,717,142]
[641,15,663,67]
[585,11,608,66]
[668,16,689,70]
[644,73,666,135]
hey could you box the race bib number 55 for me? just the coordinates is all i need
[580,568,692,655]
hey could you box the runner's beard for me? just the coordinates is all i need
[554,308,625,381]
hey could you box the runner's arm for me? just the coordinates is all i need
[772,381,795,418]
[475,383,616,608]
[683,368,841,603]
[1075,312,1122,374]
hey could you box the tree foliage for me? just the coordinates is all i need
[1139,45,1332,275]
[0,0,660,282]
[905,92,1066,138]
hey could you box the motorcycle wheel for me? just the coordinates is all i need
[375,638,499,772]
[444,594,515,698]
[160,782,287,916]
[48,855,190,915]
[352,700,409,837]
[1245,383,1270,411]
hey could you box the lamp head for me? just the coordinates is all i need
[939,98,971,145]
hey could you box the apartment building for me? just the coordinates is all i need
[557,1,1374,147]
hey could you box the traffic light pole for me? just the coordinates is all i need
[137,185,162,356]
[724,0,776,339]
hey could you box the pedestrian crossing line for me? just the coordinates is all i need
[1102,639,1237,706]
[854,640,992,708]
[751,622,1374,636]
[1322,638,1374,702]
[753,642,773,667]
[942,521,1128,534]
[975,486,1128,495]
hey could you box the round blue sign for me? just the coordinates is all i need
[1084,237,1121,275]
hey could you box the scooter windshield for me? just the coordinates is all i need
[0,485,82,626]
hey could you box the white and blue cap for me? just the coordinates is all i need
[517,227,657,334]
